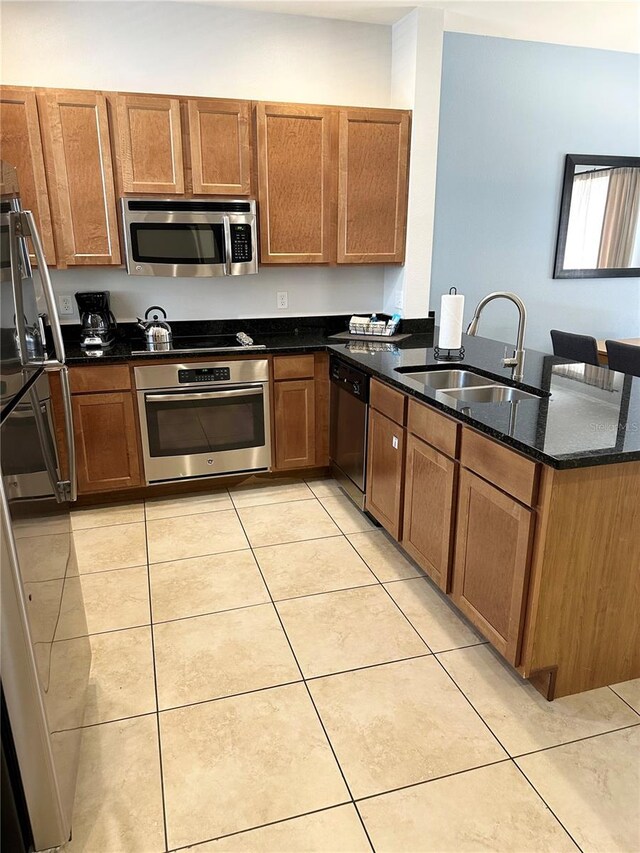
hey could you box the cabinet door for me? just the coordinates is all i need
[116,94,184,194]
[337,109,410,264]
[72,392,142,493]
[273,379,316,469]
[0,87,56,264]
[452,469,534,664]
[402,434,456,592]
[40,90,120,266]
[256,103,336,263]
[365,408,405,539]
[188,98,251,195]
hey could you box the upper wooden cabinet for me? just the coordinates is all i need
[0,87,56,265]
[188,98,251,195]
[115,94,185,194]
[337,109,410,264]
[39,90,120,266]
[256,103,336,263]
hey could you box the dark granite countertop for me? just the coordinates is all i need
[328,334,640,470]
[59,317,639,470]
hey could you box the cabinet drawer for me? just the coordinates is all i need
[370,378,406,426]
[69,365,131,394]
[460,428,539,506]
[408,398,459,459]
[273,354,315,380]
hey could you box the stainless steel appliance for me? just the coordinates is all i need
[1,162,84,852]
[329,356,370,509]
[75,290,117,350]
[136,304,173,351]
[135,359,271,483]
[121,198,258,277]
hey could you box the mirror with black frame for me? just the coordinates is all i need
[554,154,640,278]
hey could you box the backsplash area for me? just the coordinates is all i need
[49,265,386,324]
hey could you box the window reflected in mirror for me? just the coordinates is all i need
[554,154,640,278]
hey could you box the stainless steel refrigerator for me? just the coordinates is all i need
[1,161,90,851]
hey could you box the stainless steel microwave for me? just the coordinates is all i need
[121,198,258,277]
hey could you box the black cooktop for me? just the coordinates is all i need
[130,334,266,354]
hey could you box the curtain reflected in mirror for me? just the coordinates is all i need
[554,154,640,278]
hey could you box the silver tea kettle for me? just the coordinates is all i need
[137,305,172,351]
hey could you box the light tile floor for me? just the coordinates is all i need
[61,478,640,853]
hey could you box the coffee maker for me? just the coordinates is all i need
[75,291,117,349]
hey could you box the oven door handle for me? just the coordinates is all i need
[145,387,263,403]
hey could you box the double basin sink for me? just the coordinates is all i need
[394,367,545,403]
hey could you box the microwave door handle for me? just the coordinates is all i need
[223,215,232,275]
[145,387,263,404]
[20,210,66,365]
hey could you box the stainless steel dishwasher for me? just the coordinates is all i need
[329,356,370,509]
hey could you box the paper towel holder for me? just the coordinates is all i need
[434,287,465,361]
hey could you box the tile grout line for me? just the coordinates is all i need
[341,535,434,653]
[607,684,640,718]
[143,514,171,853]
[230,504,377,853]
[428,650,589,850]
[167,801,354,852]
[510,761,584,852]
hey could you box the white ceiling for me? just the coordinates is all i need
[205,0,640,52]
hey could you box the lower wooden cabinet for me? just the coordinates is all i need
[273,379,316,469]
[365,407,405,539]
[451,468,534,664]
[72,392,142,493]
[402,433,456,592]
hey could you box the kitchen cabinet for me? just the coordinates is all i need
[273,379,316,469]
[337,108,410,264]
[256,103,336,264]
[271,353,329,470]
[188,98,251,195]
[256,102,411,266]
[365,381,407,539]
[402,434,456,592]
[115,94,185,194]
[451,468,534,664]
[39,90,120,266]
[0,86,57,264]
[72,391,142,493]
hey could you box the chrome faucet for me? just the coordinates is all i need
[466,292,527,382]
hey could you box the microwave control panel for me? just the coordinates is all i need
[178,367,231,383]
[230,223,253,263]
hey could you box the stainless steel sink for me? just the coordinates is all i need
[396,369,491,389]
[442,385,541,403]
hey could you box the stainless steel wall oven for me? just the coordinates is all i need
[134,360,270,484]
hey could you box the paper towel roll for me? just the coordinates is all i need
[438,292,465,350]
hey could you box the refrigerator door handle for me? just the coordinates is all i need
[44,363,77,502]
[27,385,67,504]
[19,210,67,365]
[7,212,31,367]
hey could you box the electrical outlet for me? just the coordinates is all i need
[276,291,288,310]
[58,294,74,315]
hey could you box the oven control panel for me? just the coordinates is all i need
[178,367,231,383]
